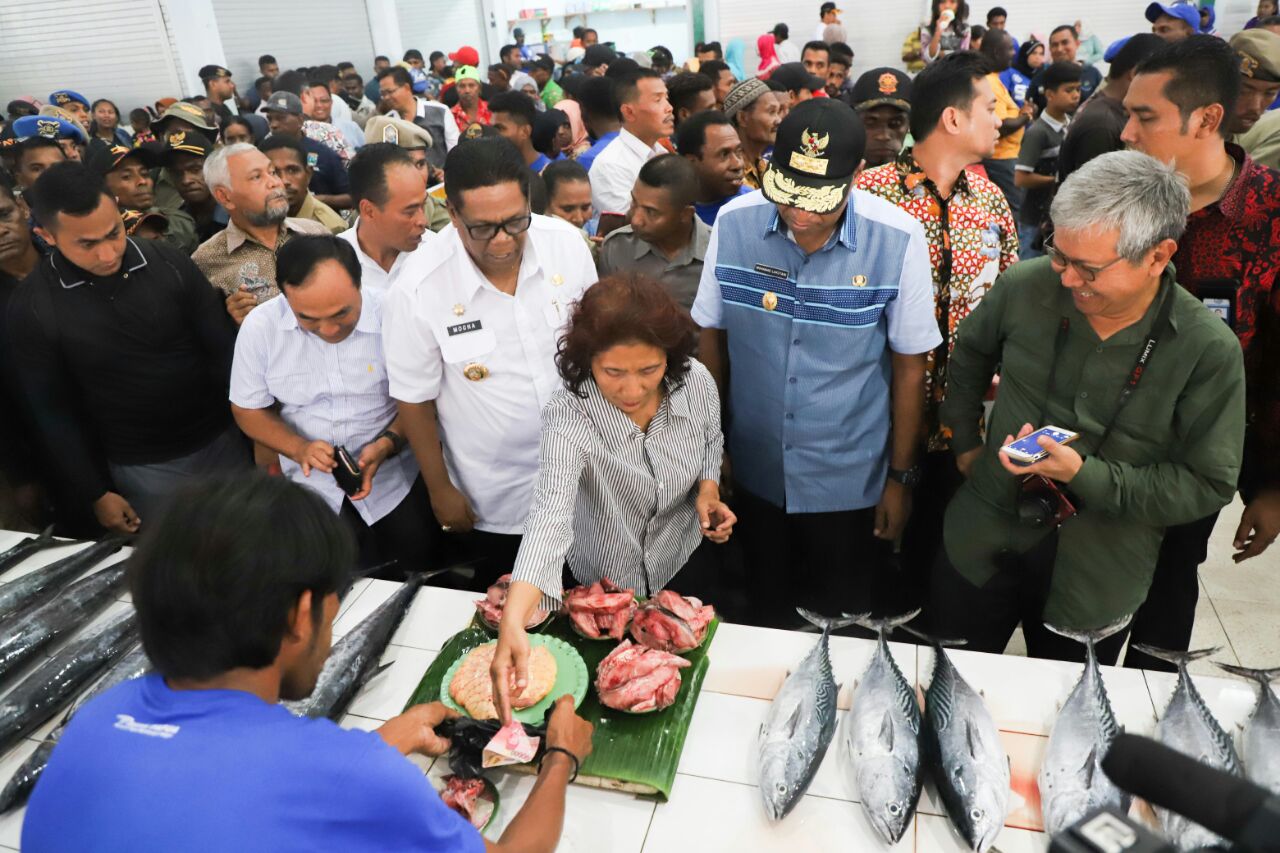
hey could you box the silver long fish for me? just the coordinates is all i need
[0,562,129,685]
[1133,645,1241,850]
[0,527,71,581]
[0,535,126,623]
[1215,663,1280,795]
[0,643,150,814]
[284,575,424,720]
[842,610,924,844]
[1038,615,1132,835]
[910,629,1009,853]
[757,608,862,822]
[0,609,138,755]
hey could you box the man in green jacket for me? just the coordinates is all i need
[936,150,1245,664]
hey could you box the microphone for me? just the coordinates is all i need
[1102,733,1280,852]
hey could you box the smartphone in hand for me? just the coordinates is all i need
[1001,426,1079,465]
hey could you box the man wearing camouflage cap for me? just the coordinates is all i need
[1230,29,1280,170]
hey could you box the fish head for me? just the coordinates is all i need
[757,742,807,821]
[858,758,917,843]
[949,762,1006,852]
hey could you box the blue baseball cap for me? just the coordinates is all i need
[1104,36,1132,63]
[11,114,87,145]
[48,90,90,110]
[1144,2,1200,31]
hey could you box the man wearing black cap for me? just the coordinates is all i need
[85,140,198,253]
[770,63,825,108]
[693,99,940,628]
[850,68,912,168]
[161,130,227,243]
[773,23,800,64]
[199,65,238,125]
[582,44,617,77]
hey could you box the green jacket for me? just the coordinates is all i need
[155,206,198,254]
[940,258,1245,628]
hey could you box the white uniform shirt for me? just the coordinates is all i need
[229,290,419,525]
[338,224,437,296]
[383,214,598,533]
[587,128,666,217]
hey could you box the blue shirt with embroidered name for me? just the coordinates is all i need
[691,189,940,513]
[22,673,483,853]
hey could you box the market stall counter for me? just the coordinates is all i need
[0,530,1264,851]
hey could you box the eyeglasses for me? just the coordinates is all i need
[1043,236,1126,283]
[456,210,533,241]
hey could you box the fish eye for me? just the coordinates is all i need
[887,803,902,816]
[776,783,788,795]
[969,807,984,822]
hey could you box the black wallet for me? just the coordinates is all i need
[333,446,363,496]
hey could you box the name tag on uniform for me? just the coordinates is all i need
[754,263,789,279]
[447,320,484,336]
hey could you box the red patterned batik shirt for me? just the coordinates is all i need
[451,100,492,133]
[1173,145,1280,490]
[856,149,1019,451]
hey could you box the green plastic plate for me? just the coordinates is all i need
[439,634,588,723]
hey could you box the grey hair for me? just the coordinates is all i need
[202,142,260,193]
[1049,150,1189,263]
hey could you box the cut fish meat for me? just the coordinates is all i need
[629,590,714,653]
[474,574,549,630]
[449,642,556,720]
[595,639,690,713]
[564,579,637,640]
[441,775,493,829]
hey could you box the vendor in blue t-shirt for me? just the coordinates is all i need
[676,111,753,226]
[22,473,594,853]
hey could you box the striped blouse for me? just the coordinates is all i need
[512,359,724,608]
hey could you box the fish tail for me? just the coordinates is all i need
[34,525,56,543]
[846,608,922,636]
[797,608,862,633]
[1130,644,1218,669]
[900,624,967,648]
[1215,663,1280,685]
[1043,614,1133,648]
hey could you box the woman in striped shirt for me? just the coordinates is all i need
[490,273,736,721]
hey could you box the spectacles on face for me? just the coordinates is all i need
[1043,236,1126,283]
[456,209,533,241]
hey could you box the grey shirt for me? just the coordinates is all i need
[596,217,711,310]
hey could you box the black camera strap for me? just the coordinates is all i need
[1042,283,1175,454]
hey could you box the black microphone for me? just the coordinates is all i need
[1102,733,1280,852]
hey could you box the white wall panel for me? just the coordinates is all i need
[212,0,377,82]
[396,0,490,69]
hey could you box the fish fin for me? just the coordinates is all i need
[878,709,895,752]
[1215,663,1280,685]
[1078,745,1097,788]
[783,701,803,738]
[900,624,968,648]
[371,660,395,678]
[36,524,56,542]
[965,717,982,760]
[846,609,922,636]
[1130,645,1218,667]
[797,608,862,633]
[1043,614,1133,647]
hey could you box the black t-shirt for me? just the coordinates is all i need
[1028,63,1102,113]
[298,136,351,196]
[1056,92,1127,184]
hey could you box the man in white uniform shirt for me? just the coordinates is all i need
[230,235,433,579]
[337,144,435,296]
[384,137,597,589]
[588,69,674,237]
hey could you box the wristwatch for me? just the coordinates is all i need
[376,429,407,457]
[887,465,922,488]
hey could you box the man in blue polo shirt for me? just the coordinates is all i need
[23,474,594,853]
[693,99,940,628]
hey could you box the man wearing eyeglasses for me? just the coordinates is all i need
[935,151,1244,664]
[383,137,597,589]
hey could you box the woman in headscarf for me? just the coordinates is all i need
[725,38,747,82]
[510,71,545,111]
[1001,40,1043,107]
[756,33,781,78]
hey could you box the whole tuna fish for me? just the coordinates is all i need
[1215,663,1280,794]
[1037,615,1132,835]
[0,609,138,755]
[910,629,1009,852]
[0,527,71,581]
[1133,645,1241,850]
[284,575,424,720]
[0,535,126,623]
[0,643,150,814]
[757,608,862,822]
[842,611,924,844]
[0,562,129,685]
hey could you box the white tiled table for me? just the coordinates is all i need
[0,530,1259,851]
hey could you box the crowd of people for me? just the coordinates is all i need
[2,3,1280,848]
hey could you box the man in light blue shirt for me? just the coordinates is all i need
[693,99,940,628]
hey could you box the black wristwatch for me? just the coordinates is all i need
[887,465,922,488]
[376,429,407,457]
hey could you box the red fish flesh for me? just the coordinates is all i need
[441,775,492,829]
[629,590,715,653]
[474,574,549,629]
[563,579,637,640]
[595,640,691,713]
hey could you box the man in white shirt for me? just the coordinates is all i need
[338,144,435,296]
[384,137,597,588]
[588,69,674,237]
[230,235,432,578]
[378,66,459,173]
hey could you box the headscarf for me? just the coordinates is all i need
[726,38,747,81]
[1014,41,1044,77]
[555,97,589,153]
[509,71,544,110]
[757,33,781,77]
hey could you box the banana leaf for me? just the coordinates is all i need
[406,614,718,799]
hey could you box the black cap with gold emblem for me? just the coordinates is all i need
[760,98,865,215]
[851,67,913,113]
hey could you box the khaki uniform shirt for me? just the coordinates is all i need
[295,193,348,235]
[191,218,329,302]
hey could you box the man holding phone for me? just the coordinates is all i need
[937,151,1245,663]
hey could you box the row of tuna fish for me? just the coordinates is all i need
[756,608,1280,852]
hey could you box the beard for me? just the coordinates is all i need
[246,194,290,227]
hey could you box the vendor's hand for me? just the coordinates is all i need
[376,701,458,757]
[696,493,736,543]
[544,695,594,765]
[431,481,477,533]
[226,286,257,325]
[1233,488,1280,563]
[349,437,394,501]
[955,446,982,479]
[997,422,1083,483]
[874,479,912,541]
[293,439,335,476]
[94,491,140,534]
[490,620,531,724]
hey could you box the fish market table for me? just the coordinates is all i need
[0,542,1262,851]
